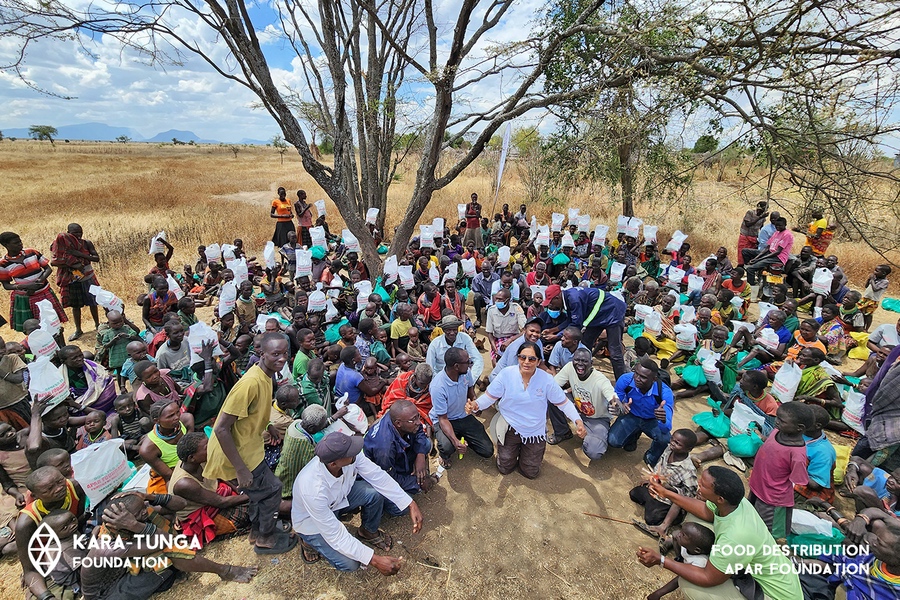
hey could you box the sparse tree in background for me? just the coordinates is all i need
[692,135,718,154]
[28,125,57,144]
[271,135,288,165]
[115,135,131,144]
[229,145,240,159]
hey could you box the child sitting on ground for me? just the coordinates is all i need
[646,522,716,600]
[43,508,87,600]
[107,394,152,460]
[624,336,654,373]
[74,409,113,451]
[405,327,427,363]
[747,401,813,540]
[263,385,302,469]
[794,404,837,504]
[839,457,900,514]
[630,429,699,538]
[858,264,891,331]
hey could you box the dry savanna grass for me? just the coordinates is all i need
[0,140,893,599]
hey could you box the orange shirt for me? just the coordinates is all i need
[272,198,293,222]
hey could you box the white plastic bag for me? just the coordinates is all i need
[432,218,444,235]
[634,304,653,321]
[28,356,68,409]
[71,438,130,506]
[536,226,550,248]
[731,320,755,334]
[561,232,575,248]
[263,241,277,270]
[530,285,547,301]
[701,354,722,385]
[322,403,368,436]
[498,246,511,267]
[771,361,802,403]
[308,290,327,312]
[730,296,745,311]
[232,258,249,286]
[665,230,688,252]
[221,244,236,266]
[315,199,327,217]
[366,208,380,225]
[204,243,221,263]
[295,249,312,279]
[327,273,343,299]
[325,298,339,322]
[383,255,399,284]
[309,226,326,250]
[578,214,591,232]
[551,213,565,232]
[122,463,152,493]
[610,262,626,283]
[187,321,223,360]
[460,257,476,278]
[218,281,237,316]
[687,274,704,293]
[757,328,781,352]
[791,510,834,537]
[674,324,698,351]
[616,215,629,234]
[420,225,435,249]
[89,285,124,314]
[399,265,414,290]
[166,274,184,300]
[667,266,685,284]
[457,204,466,221]
[342,229,361,253]
[37,299,61,336]
[443,263,459,285]
[730,401,767,437]
[643,225,658,243]
[680,305,696,323]
[812,267,833,295]
[567,208,580,225]
[354,280,373,298]
[643,311,663,336]
[28,329,58,359]
[841,388,866,434]
[356,291,368,312]
[428,265,440,285]
[592,225,609,247]
[624,217,642,239]
[757,302,776,324]
[148,230,166,256]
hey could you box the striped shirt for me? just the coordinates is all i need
[0,249,50,289]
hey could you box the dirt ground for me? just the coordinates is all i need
[0,301,883,599]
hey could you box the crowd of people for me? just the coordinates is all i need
[0,191,898,600]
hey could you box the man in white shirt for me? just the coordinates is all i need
[490,270,520,302]
[425,315,484,381]
[291,432,423,574]
[549,348,616,458]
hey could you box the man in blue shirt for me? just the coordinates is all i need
[547,326,588,373]
[608,358,675,467]
[334,346,363,407]
[541,284,628,379]
[429,347,494,470]
[364,400,434,504]
[471,262,499,328]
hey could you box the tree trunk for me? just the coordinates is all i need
[619,140,636,217]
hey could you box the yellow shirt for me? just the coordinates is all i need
[203,364,274,480]
[390,318,412,340]
[808,218,828,235]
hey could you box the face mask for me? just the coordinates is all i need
[496,301,507,310]
[547,309,560,319]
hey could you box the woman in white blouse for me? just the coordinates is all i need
[466,341,585,478]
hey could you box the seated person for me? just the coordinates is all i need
[168,432,250,548]
[670,326,734,400]
[139,399,189,494]
[42,509,87,600]
[730,309,791,369]
[364,400,436,499]
[646,523,715,600]
[106,394,152,460]
[74,409,113,450]
[58,344,117,413]
[793,347,847,432]
[290,432,422,573]
[275,404,347,500]
[794,405,837,504]
[262,385,302,469]
[844,316,899,379]
[839,456,900,515]
[630,429,699,538]
[378,364,434,434]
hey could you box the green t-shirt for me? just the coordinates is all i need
[784,314,799,334]
[707,498,802,600]
[292,349,313,380]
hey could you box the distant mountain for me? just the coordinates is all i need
[238,138,271,146]
[3,122,145,141]
[146,129,218,144]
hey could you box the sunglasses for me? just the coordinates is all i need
[517,355,539,363]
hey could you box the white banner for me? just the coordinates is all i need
[494,123,512,206]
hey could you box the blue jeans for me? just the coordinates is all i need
[687,289,703,308]
[607,412,671,467]
[299,478,389,572]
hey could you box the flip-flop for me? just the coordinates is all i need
[253,532,298,555]
[631,519,660,539]
[357,528,393,551]
[723,451,747,472]
[300,540,321,564]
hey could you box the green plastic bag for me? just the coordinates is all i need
[682,364,707,388]
[552,253,570,265]
[627,323,645,340]
[324,318,349,344]
[882,297,900,313]
[692,398,731,438]
[727,430,763,457]
[786,528,845,558]
[680,294,690,305]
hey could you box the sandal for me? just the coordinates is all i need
[723,451,747,472]
[253,532,298,555]
[300,540,321,564]
[357,528,393,551]
[631,519,660,539]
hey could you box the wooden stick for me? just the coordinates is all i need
[416,561,448,572]
[542,564,569,585]
[582,512,635,525]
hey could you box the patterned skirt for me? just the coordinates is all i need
[9,287,68,332]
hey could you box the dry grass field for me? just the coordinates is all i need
[0,140,884,599]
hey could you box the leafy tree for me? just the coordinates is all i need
[692,135,718,154]
[115,135,131,144]
[271,135,288,165]
[229,145,239,158]
[28,125,57,144]
[512,127,541,156]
